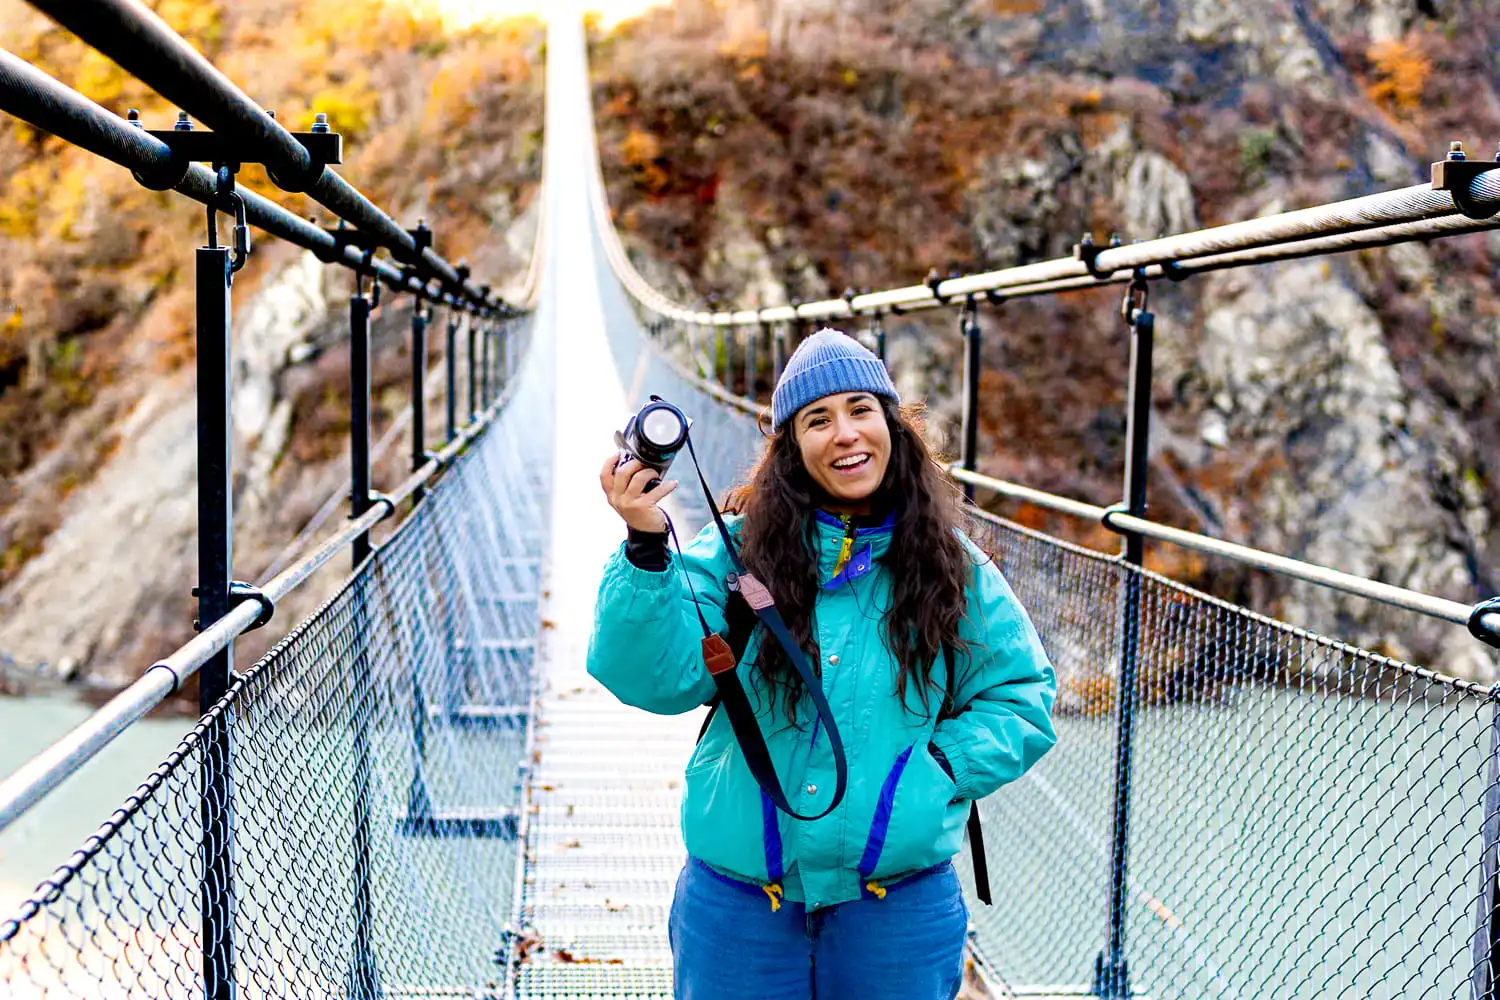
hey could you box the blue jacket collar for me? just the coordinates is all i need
[812,509,895,587]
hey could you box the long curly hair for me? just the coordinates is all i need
[721,398,973,723]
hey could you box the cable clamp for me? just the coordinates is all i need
[1468,596,1500,650]
[1431,144,1500,220]
[925,268,950,305]
[368,492,398,520]
[1074,233,1124,280]
[1100,503,1130,534]
[228,581,275,632]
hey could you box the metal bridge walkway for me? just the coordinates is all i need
[514,18,700,996]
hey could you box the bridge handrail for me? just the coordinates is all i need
[949,466,1499,635]
[0,387,514,836]
[22,0,514,313]
[596,159,1500,327]
[0,48,502,312]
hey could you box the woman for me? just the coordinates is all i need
[589,329,1057,1000]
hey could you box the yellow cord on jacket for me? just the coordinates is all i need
[762,883,784,912]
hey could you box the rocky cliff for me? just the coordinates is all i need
[0,1,543,692]
[591,0,1500,679]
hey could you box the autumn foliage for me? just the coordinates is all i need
[0,0,543,585]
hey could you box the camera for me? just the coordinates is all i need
[615,396,691,491]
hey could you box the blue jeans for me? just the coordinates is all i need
[668,858,969,1000]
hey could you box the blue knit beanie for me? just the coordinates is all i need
[771,328,900,430]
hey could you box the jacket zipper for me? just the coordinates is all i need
[832,513,856,576]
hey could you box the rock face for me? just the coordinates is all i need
[0,249,331,684]
[594,0,1500,678]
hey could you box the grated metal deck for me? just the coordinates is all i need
[512,637,700,998]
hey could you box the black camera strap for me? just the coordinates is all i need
[667,432,848,822]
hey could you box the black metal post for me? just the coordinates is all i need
[410,304,428,474]
[873,313,887,362]
[445,313,458,443]
[959,302,982,503]
[346,285,379,998]
[350,293,373,566]
[747,325,760,401]
[772,326,785,385]
[1094,299,1154,1000]
[196,243,236,1000]
[1468,707,1500,1000]
[467,315,479,421]
[499,321,510,392]
[480,319,491,408]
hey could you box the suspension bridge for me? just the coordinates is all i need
[2,5,1500,1000]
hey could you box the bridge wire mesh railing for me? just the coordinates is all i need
[0,321,556,1000]
[959,507,1495,1000]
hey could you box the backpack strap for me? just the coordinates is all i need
[695,592,755,743]
[940,644,992,906]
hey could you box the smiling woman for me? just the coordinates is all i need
[589,327,1058,1000]
[412,0,669,28]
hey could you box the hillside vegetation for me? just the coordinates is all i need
[591,0,1500,677]
[0,0,543,689]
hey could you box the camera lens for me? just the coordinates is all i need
[640,405,686,449]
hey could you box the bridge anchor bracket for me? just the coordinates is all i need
[1432,156,1500,220]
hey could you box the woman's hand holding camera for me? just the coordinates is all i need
[599,454,678,533]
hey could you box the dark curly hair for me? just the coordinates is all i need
[722,397,973,723]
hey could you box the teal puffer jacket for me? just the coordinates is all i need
[586,511,1057,910]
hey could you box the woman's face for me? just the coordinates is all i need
[792,392,892,512]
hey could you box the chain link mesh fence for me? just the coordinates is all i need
[0,327,554,1000]
[962,507,1495,1000]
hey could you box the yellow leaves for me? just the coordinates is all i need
[621,128,661,167]
[0,158,53,238]
[310,70,379,143]
[989,0,1044,13]
[620,128,669,193]
[151,0,227,55]
[72,50,131,107]
[1366,36,1432,116]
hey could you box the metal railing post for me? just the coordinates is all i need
[872,312,887,362]
[467,314,479,422]
[195,230,236,1000]
[1470,705,1500,999]
[445,312,458,443]
[772,325,785,385]
[748,322,763,401]
[1095,276,1154,1000]
[410,303,428,475]
[959,299,982,503]
[498,320,511,390]
[480,318,492,408]
[345,277,380,998]
[350,290,374,566]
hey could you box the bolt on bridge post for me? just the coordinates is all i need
[195,169,240,1000]
[1094,273,1154,1000]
